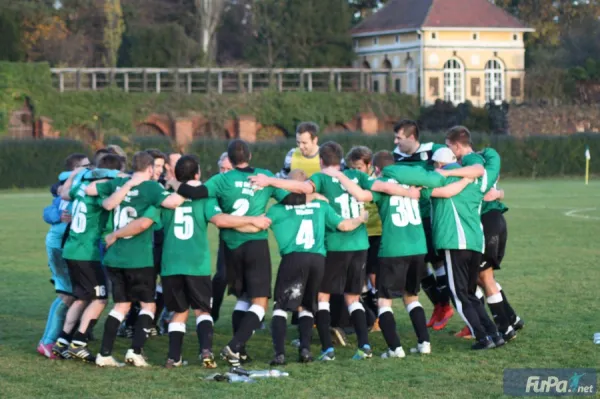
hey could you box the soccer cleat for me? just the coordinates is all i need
[492,333,506,348]
[455,326,474,340]
[330,327,347,347]
[147,327,159,337]
[239,347,252,364]
[352,344,373,360]
[164,358,184,369]
[426,304,442,328]
[270,354,286,366]
[503,327,517,342]
[318,347,335,361]
[220,346,241,367]
[68,343,96,363]
[432,304,454,331]
[95,354,125,367]
[37,342,57,359]
[298,348,313,363]
[512,316,525,331]
[200,350,217,369]
[381,346,406,359]
[410,342,431,355]
[471,336,496,350]
[51,341,72,360]
[125,349,150,367]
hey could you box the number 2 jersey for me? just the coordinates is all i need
[160,197,222,277]
[203,167,290,250]
[309,169,372,252]
[96,177,168,268]
[266,200,344,257]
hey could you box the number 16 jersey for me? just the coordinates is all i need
[309,170,372,251]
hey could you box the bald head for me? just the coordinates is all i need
[288,169,307,182]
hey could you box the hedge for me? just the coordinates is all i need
[0,133,598,189]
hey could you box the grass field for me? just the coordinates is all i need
[0,180,599,398]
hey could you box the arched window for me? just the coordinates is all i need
[485,59,504,103]
[443,59,464,104]
[406,59,416,94]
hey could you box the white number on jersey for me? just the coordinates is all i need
[70,200,88,234]
[296,219,315,249]
[390,195,421,227]
[113,205,138,239]
[174,206,194,240]
[94,285,106,297]
[232,198,250,216]
[334,193,362,219]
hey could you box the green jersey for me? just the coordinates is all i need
[161,198,222,277]
[310,169,372,251]
[423,163,485,253]
[204,167,289,249]
[63,182,108,261]
[478,148,509,215]
[394,142,446,218]
[267,200,343,257]
[97,178,168,268]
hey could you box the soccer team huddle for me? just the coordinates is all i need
[37,120,524,370]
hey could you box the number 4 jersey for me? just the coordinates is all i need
[309,170,372,252]
[161,197,222,277]
[266,200,344,257]
[96,178,168,268]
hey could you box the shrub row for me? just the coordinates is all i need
[0,133,598,189]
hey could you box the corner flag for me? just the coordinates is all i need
[585,146,591,185]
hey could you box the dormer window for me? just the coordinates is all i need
[395,35,400,43]
[513,34,518,41]
[473,33,479,40]
[373,37,378,45]
[431,32,437,39]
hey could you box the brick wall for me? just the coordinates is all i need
[508,105,600,137]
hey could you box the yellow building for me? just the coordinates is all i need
[350,0,534,105]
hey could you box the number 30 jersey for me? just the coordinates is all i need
[97,177,168,269]
[267,200,343,257]
[204,167,290,250]
[161,198,222,277]
[309,170,372,252]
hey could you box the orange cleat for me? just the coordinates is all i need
[426,304,441,328]
[432,304,454,331]
[454,325,474,339]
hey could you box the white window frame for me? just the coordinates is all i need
[443,58,464,104]
[484,59,505,103]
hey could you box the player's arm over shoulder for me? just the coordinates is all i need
[276,148,295,178]
[430,177,473,198]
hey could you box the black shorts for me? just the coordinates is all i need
[481,210,507,271]
[153,230,164,275]
[377,255,426,299]
[321,250,367,295]
[107,267,156,303]
[162,275,212,313]
[274,252,325,313]
[224,240,272,299]
[423,217,443,265]
[66,259,108,300]
[366,236,381,276]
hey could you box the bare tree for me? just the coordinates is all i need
[195,0,225,64]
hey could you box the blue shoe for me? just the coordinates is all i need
[352,344,373,360]
[318,347,335,361]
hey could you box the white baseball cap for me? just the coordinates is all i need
[432,148,457,164]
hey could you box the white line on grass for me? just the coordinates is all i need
[564,208,600,221]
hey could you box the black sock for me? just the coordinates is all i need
[168,330,184,361]
[298,315,313,351]
[232,310,246,335]
[421,274,441,305]
[500,290,517,324]
[132,313,154,354]
[349,305,369,348]
[228,307,262,353]
[57,330,72,344]
[86,319,97,339]
[408,304,430,343]
[154,293,164,326]
[196,319,214,352]
[435,273,450,305]
[271,315,287,356]
[211,278,227,322]
[316,306,333,351]
[100,315,121,356]
[72,330,88,345]
[378,310,401,350]
[487,297,511,334]
[126,304,140,327]
[473,299,498,336]
[291,311,299,326]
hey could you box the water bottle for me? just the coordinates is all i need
[594,332,600,344]
[248,369,289,378]
[227,374,255,383]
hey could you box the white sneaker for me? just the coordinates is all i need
[381,347,406,359]
[125,349,150,367]
[410,341,431,355]
[96,354,125,367]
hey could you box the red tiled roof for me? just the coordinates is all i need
[351,0,529,35]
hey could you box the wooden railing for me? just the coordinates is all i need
[49,67,415,94]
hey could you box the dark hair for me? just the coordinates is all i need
[65,153,88,171]
[175,155,200,182]
[346,146,373,167]
[227,139,251,165]
[93,148,110,165]
[373,150,395,171]
[296,122,319,139]
[97,154,123,171]
[131,151,155,173]
[445,125,472,146]
[393,119,420,140]
[319,141,344,167]
[146,148,167,162]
